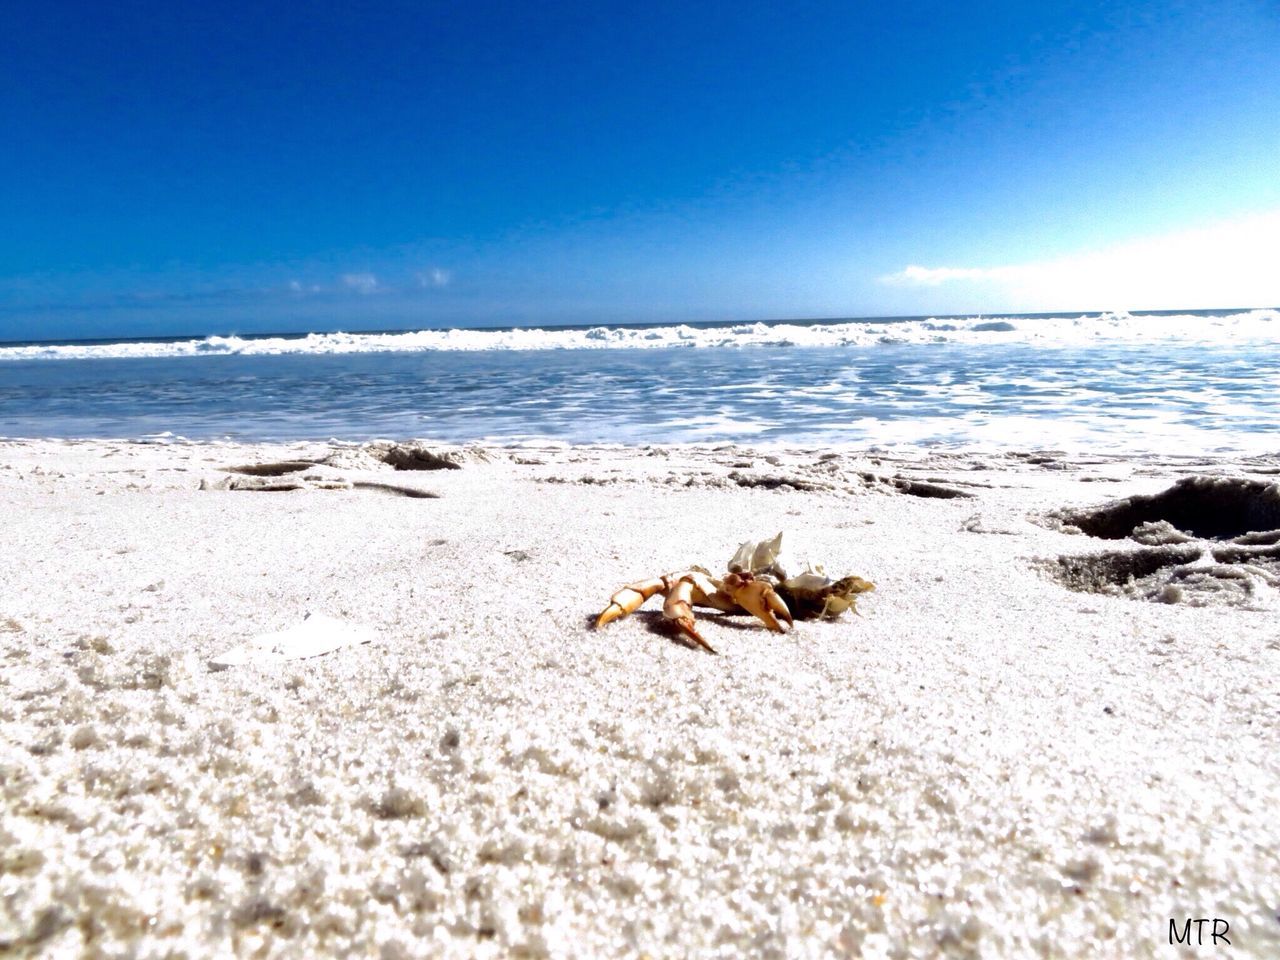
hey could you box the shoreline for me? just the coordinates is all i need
[2,438,1278,956]
[4,433,1280,460]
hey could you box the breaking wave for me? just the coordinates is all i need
[2,309,1276,361]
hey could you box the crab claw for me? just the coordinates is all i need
[722,572,792,632]
[596,577,666,629]
[664,575,717,654]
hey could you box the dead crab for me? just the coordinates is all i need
[595,533,874,653]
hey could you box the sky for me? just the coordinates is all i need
[2,0,1279,341]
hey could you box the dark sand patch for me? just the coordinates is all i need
[728,471,829,492]
[1210,543,1280,572]
[375,443,464,471]
[1050,547,1203,595]
[1046,542,1280,607]
[856,472,973,499]
[350,482,439,499]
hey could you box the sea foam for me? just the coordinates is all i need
[2,309,1276,361]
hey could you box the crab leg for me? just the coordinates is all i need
[663,576,717,654]
[595,577,667,629]
[722,573,793,632]
[685,570,738,612]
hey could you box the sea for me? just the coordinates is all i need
[1,309,1277,454]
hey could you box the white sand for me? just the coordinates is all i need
[2,438,1278,958]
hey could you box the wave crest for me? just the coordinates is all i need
[2,309,1276,361]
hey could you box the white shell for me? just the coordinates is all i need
[779,570,832,592]
[728,531,843,593]
[729,531,786,578]
[209,614,374,668]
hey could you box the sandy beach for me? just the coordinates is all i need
[2,437,1278,958]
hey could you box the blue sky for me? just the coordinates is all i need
[2,0,1278,340]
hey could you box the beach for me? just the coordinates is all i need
[2,437,1278,958]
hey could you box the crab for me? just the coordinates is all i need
[595,533,874,653]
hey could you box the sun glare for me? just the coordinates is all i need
[884,209,1280,311]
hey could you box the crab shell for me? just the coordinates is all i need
[730,532,875,620]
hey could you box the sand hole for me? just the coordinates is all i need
[1059,476,1280,541]
[224,461,315,477]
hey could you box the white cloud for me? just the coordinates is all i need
[416,267,451,289]
[880,210,1280,310]
[881,264,1017,287]
[342,272,380,295]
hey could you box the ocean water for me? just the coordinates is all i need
[1,310,1277,453]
